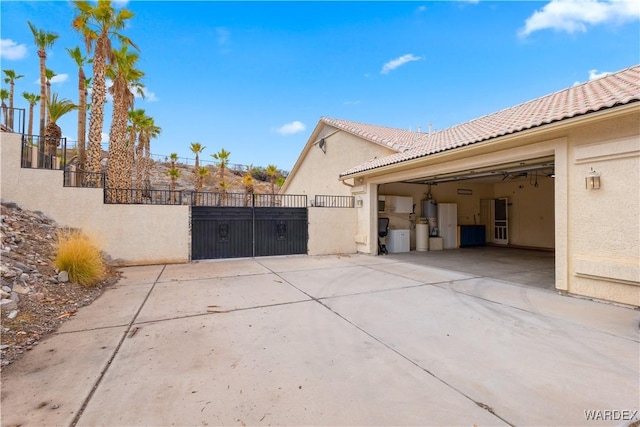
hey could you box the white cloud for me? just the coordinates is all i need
[343,100,361,105]
[588,68,612,79]
[0,39,27,60]
[520,0,640,37]
[273,121,306,135]
[33,73,69,85]
[216,27,230,46]
[381,54,422,74]
[133,86,159,102]
[51,74,69,84]
[112,0,129,8]
[416,5,427,13]
[101,132,109,143]
[573,68,613,85]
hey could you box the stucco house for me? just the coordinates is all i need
[283,64,639,307]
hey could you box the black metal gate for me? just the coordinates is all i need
[191,194,307,260]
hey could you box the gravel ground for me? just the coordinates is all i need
[0,201,120,369]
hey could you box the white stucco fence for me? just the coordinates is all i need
[307,207,357,255]
[1,132,360,265]
[1,132,190,265]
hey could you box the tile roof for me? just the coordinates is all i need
[340,64,640,177]
[320,117,426,152]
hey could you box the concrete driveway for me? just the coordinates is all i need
[2,254,638,426]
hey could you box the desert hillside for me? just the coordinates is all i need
[149,161,279,194]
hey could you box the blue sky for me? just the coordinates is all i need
[1,1,639,171]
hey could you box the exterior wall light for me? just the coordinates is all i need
[585,168,601,190]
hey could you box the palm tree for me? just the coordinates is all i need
[242,169,254,207]
[0,89,8,128]
[136,115,160,200]
[266,164,279,206]
[167,165,181,204]
[27,21,58,164]
[44,68,57,126]
[106,44,144,200]
[189,142,205,191]
[2,70,24,129]
[45,93,77,167]
[169,152,179,169]
[67,46,89,172]
[22,92,40,143]
[72,0,137,185]
[212,148,231,191]
[195,165,209,206]
[266,164,279,193]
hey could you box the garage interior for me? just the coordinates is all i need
[376,156,556,290]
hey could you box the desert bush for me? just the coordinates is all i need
[55,230,106,287]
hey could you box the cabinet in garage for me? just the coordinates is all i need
[437,203,458,249]
[459,225,486,247]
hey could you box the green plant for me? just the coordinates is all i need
[55,230,105,287]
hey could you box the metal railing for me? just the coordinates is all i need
[20,134,67,170]
[190,192,307,208]
[104,188,183,205]
[313,195,355,208]
[1,107,25,135]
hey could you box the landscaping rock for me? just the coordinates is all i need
[0,201,120,369]
[1,299,18,312]
[58,271,69,283]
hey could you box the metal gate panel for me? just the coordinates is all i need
[192,207,253,260]
[254,208,308,257]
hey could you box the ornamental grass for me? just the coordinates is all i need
[55,229,106,287]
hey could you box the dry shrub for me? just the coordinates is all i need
[55,229,106,287]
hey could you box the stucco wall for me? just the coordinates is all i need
[566,114,640,306]
[284,129,395,198]
[1,132,190,265]
[308,207,357,255]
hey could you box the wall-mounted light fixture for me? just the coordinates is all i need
[585,168,601,190]
[318,138,326,153]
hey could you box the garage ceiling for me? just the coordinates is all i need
[401,156,555,185]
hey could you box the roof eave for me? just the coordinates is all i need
[339,101,640,180]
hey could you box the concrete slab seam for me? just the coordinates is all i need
[53,323,133,336]
[313,297,516,427]
[69,264,167,427]
[154,270,275,284]
[131,298,314,326]
[254,259,515,426]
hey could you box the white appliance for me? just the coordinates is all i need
[437,203,458,249]
[387,229,410,253]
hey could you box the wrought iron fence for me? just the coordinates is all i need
[63,170,106,188]
[104,188,183,205]
[1,107,25,135]
[190,192,307,208]
[21,134,67,170]
[313,195,355,208]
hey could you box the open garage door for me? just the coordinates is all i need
[376,155,555,289]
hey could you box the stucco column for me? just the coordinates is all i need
[555,143,569,291]
[353,182,377,254]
